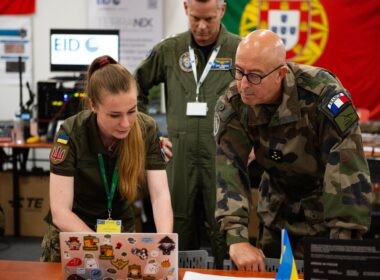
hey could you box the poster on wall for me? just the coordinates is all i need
[88,0,163,72]
[0,16,32,85]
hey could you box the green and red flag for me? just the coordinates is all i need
[223,0,380,119]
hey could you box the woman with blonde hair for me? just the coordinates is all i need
[41,55,173,262]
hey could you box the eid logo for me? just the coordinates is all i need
[54,38,98,52]
[85,38,99,52]
[97,0,120,5]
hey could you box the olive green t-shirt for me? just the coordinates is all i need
[46,110,166,231]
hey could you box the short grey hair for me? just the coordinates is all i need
[187,0,225,8]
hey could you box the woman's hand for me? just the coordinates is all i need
[160,137,173,162]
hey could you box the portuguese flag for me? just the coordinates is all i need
[222,0,380,119]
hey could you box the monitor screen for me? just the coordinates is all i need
[50,29,120,72]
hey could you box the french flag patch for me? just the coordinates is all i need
[327,93,349,115]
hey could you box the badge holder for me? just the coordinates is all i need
[186,102,208,116]
[186,45,219,117]
[97,154,122,233]
[97,209,122,233]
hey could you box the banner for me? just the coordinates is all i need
[223,0,380,119]
[88,0,163,72]
[0,0,35,15]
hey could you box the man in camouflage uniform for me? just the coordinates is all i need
[214,30,373,271]
[135,0,240,268]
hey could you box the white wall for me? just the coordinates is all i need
[0,0,187,120]
[0,0,187,170]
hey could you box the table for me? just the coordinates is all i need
[0,141,53,236]
[0,260,278,280]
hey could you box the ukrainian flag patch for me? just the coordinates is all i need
[57,134,69,145]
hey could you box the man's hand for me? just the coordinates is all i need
[160,137,173,162]
[229,242,266,272]
[247,148,256,166]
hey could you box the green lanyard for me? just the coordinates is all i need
[97,154,119,219]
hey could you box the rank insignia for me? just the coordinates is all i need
[269,149,283,162]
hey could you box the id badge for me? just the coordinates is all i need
[186,102,208,116]
[96,219,122,233]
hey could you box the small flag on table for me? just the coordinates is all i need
[275,229,299,280]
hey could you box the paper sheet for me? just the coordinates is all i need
[183,271,275,280]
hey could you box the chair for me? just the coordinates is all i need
[178,250,215,269]
[223,257,304,274]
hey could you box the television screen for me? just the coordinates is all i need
[50,29,119,72]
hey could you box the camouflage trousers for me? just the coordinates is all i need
[40,223,61,262]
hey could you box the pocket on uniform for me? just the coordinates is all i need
[257,192,283,229]
[301,194,323,222]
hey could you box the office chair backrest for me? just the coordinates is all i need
[178,250,214,269]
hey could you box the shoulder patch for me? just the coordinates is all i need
[214,96,236,143]
[320,92,359,136]
[57,134,69,145]
[327,93,350,115]
[50,143,69,165]
[213,112,220,136]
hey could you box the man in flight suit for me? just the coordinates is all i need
[135,0,240,268]
[214,29,372,271]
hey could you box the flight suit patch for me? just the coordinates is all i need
[211,58,232,70]
[179,52,196,72]
[50,143,69,165]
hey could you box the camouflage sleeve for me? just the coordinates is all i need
[214,93,254,246]
[134,43,166,113]
[318,87,373,239]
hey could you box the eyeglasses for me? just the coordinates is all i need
[229,64,284,85]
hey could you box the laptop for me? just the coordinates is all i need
[59,232,178,280]
[303,237,380,280]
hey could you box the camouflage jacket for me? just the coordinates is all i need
[214,62,373,246]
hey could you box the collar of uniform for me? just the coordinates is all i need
[87,112,113,155]
[187,24,228,48]
[248,65,301,127]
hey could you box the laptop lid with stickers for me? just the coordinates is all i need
[59,232,178,280]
